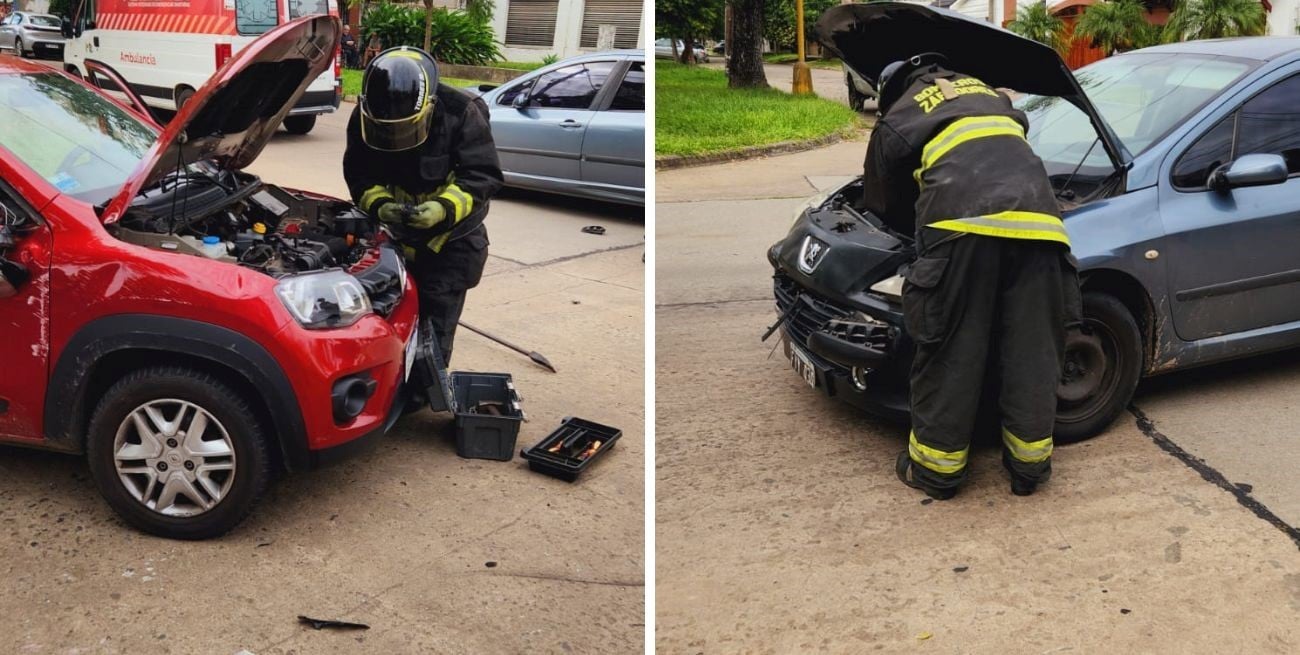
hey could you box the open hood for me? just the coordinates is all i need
[814,3,1130,170]
[102,15,339,224]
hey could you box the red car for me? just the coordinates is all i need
[0,16,420,539]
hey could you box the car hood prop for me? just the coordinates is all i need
[813,2,1131,171]
[99,15,340,225]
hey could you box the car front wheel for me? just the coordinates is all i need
[1054,292,1143,443]
[86,366,271,540]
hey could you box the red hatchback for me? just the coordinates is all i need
[0,16,419,539]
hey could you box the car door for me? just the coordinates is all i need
[488,60,616,183]
[582,59,644,197]
[0,181,52,442]
[1159,70,1300,341]
[0,15,16,50]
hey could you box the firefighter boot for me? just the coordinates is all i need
[896,451,957,500]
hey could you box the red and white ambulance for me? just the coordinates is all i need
[62,0,340,133]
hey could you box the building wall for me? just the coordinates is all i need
[493,0,645,61]
[1267,0,1300,35]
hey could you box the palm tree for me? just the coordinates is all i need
[1164,0,1266,41]
[1007,2,1069,56]
[1075,0,1149,53]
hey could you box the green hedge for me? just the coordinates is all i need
[360,2,502,66]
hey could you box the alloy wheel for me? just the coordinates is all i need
[112,399,237,517]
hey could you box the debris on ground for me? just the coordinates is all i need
[298,616,370,631]
[581,225,606,235]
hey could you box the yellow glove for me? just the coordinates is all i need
[407,201,447,229]
[376,202,405,224]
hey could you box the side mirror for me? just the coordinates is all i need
[511,90,530,109]
[61,17,74,38]
[477,83,498,93]
[1209,153,1289,193]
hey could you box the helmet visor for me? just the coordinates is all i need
[359,96,434,151]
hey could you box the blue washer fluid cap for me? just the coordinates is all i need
[203,236,221,245]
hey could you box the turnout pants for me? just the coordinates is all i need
[410,227,490,365]
[902,233,1080,490]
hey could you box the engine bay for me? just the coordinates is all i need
[110,168,380,278]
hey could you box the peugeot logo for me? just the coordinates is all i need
[798,236,829,274]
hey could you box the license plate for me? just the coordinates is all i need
[403,325,418,382]
[790,345,817,388]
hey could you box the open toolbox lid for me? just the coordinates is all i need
[520,417,622,482]
[414,320,523,419]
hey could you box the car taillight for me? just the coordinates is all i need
[215,43,232,69]
[334,46,341,80]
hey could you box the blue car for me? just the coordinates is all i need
[472,51,645,206]
[770,3,1300,441]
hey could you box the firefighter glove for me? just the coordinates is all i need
[408,200,447,229]
[376,202,405,224]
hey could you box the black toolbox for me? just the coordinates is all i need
[413,321,524,461]
[520,417,622,482]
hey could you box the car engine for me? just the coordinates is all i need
[108,169,405,315]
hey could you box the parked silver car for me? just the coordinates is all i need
[473,51,645,206]
[654,38,709,63]
[0,12,65,60]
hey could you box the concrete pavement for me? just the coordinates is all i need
[656,140,1300,652]
[0,104,644,653]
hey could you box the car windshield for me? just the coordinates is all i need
[0,72,157,206]
[28,15,60,27]
[1016,53,1253,184]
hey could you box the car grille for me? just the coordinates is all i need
[773,275,854,372]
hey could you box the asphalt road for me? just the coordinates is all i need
[0,103,645,653]
[656,140,1300,652]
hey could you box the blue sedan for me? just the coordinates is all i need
[472,51,644,206]
[772,3,1300,441]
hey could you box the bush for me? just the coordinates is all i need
[361,2,502,66]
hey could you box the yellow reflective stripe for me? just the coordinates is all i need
[1002,427,1053,463]
[929,210,1070,246]
[913,115,1026,183]
[908,431,968,475]
[439,184,474,221]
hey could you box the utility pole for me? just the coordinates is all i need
[792,0,814,94]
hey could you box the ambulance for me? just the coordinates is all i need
[61,0,341,133]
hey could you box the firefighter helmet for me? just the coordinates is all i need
[876,52,949,116]
[359,46,440,151]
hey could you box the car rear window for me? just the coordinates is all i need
[28,15,60,27]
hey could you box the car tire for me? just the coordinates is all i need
[1054,292,1143,443]
[86,366,272,540]
[174,86,195,111]
[283,114,316,135]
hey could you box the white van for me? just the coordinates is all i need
[62,0,340,133]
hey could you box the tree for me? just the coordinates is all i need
[763,0,836,52]
[1075,0,1150,54]
[656,0,721,64]
[1164,0,1266,41]
[727,0,768,87]
[1007,2,1069,56]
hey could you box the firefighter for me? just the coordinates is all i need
[344,46,503,364]
[861,53,1082,499]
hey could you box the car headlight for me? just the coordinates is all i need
[870,274,905,300]
[275,270,373,329]
[791,188,835,225]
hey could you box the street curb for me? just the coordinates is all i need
[655,127,864,171]
[343,95,358,103]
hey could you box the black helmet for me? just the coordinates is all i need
[360,47,440,151]
[876,52,949,116]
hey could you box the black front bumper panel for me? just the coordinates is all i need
[773,274,911,420]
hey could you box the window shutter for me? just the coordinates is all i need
[579,0,640,50]
[505,0,558,47]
